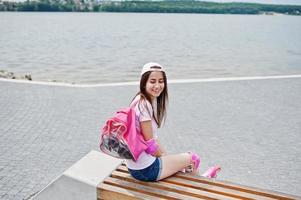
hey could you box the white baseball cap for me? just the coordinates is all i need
[141,62,165,76]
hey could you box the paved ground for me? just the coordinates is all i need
[0,77,301,200]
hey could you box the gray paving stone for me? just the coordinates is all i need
[0,78,301,199]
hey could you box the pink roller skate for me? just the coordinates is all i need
[191,152,200,170]
[182,152,200,173]
[202,166,221,178]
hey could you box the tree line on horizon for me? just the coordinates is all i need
[0,0,300,15]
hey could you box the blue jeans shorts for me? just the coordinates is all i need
[128,157,162,182]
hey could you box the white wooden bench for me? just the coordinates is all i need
[34,150,301,200]
[98,163,301,200]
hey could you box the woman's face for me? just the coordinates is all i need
[145,71,165,100]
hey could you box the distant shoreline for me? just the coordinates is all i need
[2,68,301,86]
[2,74,301,88]
[1,1,300,15]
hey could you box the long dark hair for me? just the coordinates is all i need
[133,71,168,128]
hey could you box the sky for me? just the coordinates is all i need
[205,0,301,5]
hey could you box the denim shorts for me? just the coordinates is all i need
[128,157,162,182]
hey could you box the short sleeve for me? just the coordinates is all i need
[135,99,153,122]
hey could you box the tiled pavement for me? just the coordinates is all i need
[0,77,300,199]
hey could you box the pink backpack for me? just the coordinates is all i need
[100,107,148,161]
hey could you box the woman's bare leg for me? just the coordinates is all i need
[158,153,199,180]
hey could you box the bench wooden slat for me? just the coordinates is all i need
[111,170,236,200]
[163,175,275,200]
[103,176,203,200]
[173,173,299,200]
[98,183,160,200]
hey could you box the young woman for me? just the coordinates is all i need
[126,62,220,182]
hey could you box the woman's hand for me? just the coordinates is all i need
[154,139,167,157]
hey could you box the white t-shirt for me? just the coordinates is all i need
[126,95,158,170]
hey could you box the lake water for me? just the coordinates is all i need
[0,12,301,84]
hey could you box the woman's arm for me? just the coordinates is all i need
[140,121,154,141]
[140,121,164,157]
